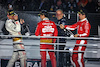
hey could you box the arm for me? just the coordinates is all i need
[65,23,78,30]
[60,22,78,37]
[35,23,40,36]
[53,24,58,43]
[60,22,78,30]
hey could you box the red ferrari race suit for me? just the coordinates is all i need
[65,18,91,67]
[35,18,58,67]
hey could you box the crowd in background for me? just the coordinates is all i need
[0,0,100,13]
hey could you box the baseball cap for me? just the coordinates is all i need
[38,10,48,17]
[78,9,87,16]
[7,10,15,16]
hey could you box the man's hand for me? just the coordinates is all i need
[60,24,65,29]
[74,34,79,37]
[14,15,18,20]
[20,19,25,24]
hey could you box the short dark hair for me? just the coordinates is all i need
[38,10,48,17]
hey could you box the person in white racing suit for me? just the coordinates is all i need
[6,11,27,67]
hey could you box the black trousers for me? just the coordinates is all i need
[56,42,71,67]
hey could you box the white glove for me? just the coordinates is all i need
[25,32,30,36]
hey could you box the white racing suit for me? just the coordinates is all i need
[6,19,27,67]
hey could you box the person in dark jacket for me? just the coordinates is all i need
[56,9,71,67]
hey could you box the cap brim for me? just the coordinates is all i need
[38,14,41,16]
[78,11,81,14]
[78,12,85,15]
[9,14,15,16]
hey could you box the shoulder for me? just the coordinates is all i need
[6,19,13,25]
[83,19,91,27]
[37,21,43,25]
[61,18,66,21]
[6,19,12,23]
[84,19,90,24]
[77,21,80,23]
[61,18,66,22]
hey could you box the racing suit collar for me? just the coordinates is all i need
[80,18,87,22]
[43,17,49,20]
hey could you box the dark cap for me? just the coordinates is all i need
[78,9,87,16]
[7,10,15,16]
[38,10,48,17]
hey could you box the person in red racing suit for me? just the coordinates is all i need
[35,10,58,67]
[60,9,91,67]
